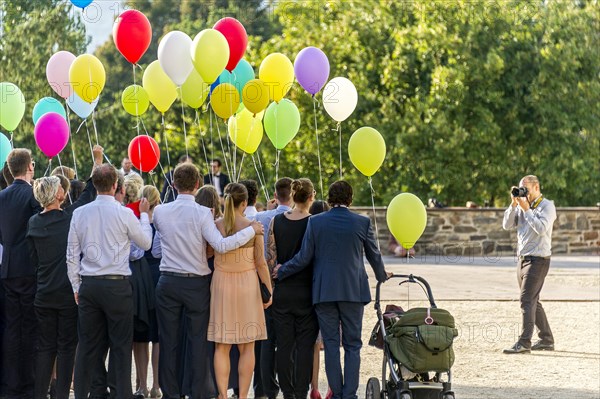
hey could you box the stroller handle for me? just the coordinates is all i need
[375,274,437,309]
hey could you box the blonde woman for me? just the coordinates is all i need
[209,183,272,399]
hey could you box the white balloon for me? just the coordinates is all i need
[67,92,99,119]
[322,77,358,122]
[158,31,194,87]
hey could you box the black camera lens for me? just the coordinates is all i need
[512,187,528,197]
[511,187,520,197]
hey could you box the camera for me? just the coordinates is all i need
[511,187,529,197]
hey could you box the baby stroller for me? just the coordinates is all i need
[367,274,457,399]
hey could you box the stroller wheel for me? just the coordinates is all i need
[400,393,411,399]
[442,394,455,399]
[366,377,381,399]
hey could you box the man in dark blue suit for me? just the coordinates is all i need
[0,149,42,399]
[274,181,390,399]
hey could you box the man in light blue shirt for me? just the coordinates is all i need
[502,175,556,354]
[253,177,293,399]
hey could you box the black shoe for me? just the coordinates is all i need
[531,340,555,351]
[503,342,531,354]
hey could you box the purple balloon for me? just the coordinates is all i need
[294,47,330,95]
[34,112,70,158]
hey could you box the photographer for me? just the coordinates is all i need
[502,175,556,354]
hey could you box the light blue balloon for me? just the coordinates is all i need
[67,92,99,119]
[217,59,255,97]
[0,132,12,170]
[70,0,93,8]
[32,97,67,125]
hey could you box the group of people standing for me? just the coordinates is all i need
[0,147,390,399]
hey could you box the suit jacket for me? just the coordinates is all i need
[0,179,43,279]
[160,171,177,203]
[203,173,230,196]
[278,207,387,304]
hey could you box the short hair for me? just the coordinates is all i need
[274,177,292,202]
[33,176,61,208]
[211,159,222,167]
[174,163,200,192]
[142,185,161,209]
[521,175,540,186]
[239,179,259,206]
[7,148,32,177]
[291,178,314,204]
[179,154,193,164]
[195,185,222,219]
[309,200,330,215]
[115,171,125,195]
[327,181,353,207]
[223,183,248,236]
[51,166,76,180]
[124,174,144,205]
[92,164,118,193]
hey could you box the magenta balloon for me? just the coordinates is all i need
[34,112,70,158]
[47,51,76,99]
[294,47,330,95]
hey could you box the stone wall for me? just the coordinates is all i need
[353,207,600,256]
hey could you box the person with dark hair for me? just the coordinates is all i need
[0,148,41,399]
[267,178,319,399]
[161,154,193,203]
[61,179,86,210]
[203,159,230,198]
[273,181,391,399]
[210,182,272,399]
[254,177,293,399]
[151,163,263,399]
[120,156,139,177]
[240,179,259,219]
[67,163,153,399]
[26,146,102,399]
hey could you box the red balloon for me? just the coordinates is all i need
[113,10,152,64]
[128,135,160,172]
[213,17,248,72]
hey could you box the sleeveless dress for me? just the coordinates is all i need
[208,236,267,344]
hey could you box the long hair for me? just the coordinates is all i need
[223,183,248,236]
[195,185,222,219]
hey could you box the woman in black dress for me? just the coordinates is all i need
[267,178,319,399]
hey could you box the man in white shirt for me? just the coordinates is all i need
[203,158,230,198]
[152,163,263,398]
[67,164,152,399]
[119,156,139,177]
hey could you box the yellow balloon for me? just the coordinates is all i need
[211,83,240,120]
[386,193,428,249]
[348,127,386,176]
[143,60,178,113]
[242,79,270,115]
[259,53,294,102]
[228,107,264,154]
[121,85,150,116]
[191,29,229,84]
[181,68,210,109]
[69,54,106,103]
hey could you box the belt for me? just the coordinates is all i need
[161,271,204,278]
[520,255,550,261]
[82,275,129,280]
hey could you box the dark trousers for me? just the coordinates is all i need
[260,308,280,398]
[253,342,264,396]
[0,280,6,397]
[74,278,133,399]
[2,277,37,399]
[34,306,78,399]
[156,275,216,399]
[315,302,364,399]
[273,289,319,399]
[517,257,554,347]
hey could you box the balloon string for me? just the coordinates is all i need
[139,118,173,196]
[214,111,232,179]
[9,132,13,145]
[64,99,79,179]
[91,111,99,145]
[368,176,381,251]
[209,105,215,172]
[338,121,343,179]
[43,158,52,177]
[57,153,73,205]
[161,114,172,172]
[84,120,94,163]
[196,109,210,178]
[275,150,280,182]
[252,153,270,203]
[256,150,269,199]
[180,95,189,159]
[313,97,324,200]
[133,64,137,86]
[236,153,245,182]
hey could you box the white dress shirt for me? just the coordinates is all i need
[151,194,255,275]
[212,174,222,196]
[244,206,258,219]
[67,195,152,292]
[119,168,139,177]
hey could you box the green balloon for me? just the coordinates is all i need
[0,82,26,132]
[386,193,428,250]
[264,99,301,150]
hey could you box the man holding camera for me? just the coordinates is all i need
[502,175,556,354]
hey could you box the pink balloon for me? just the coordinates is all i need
[34,113,70,158]
[46,51,76,99]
